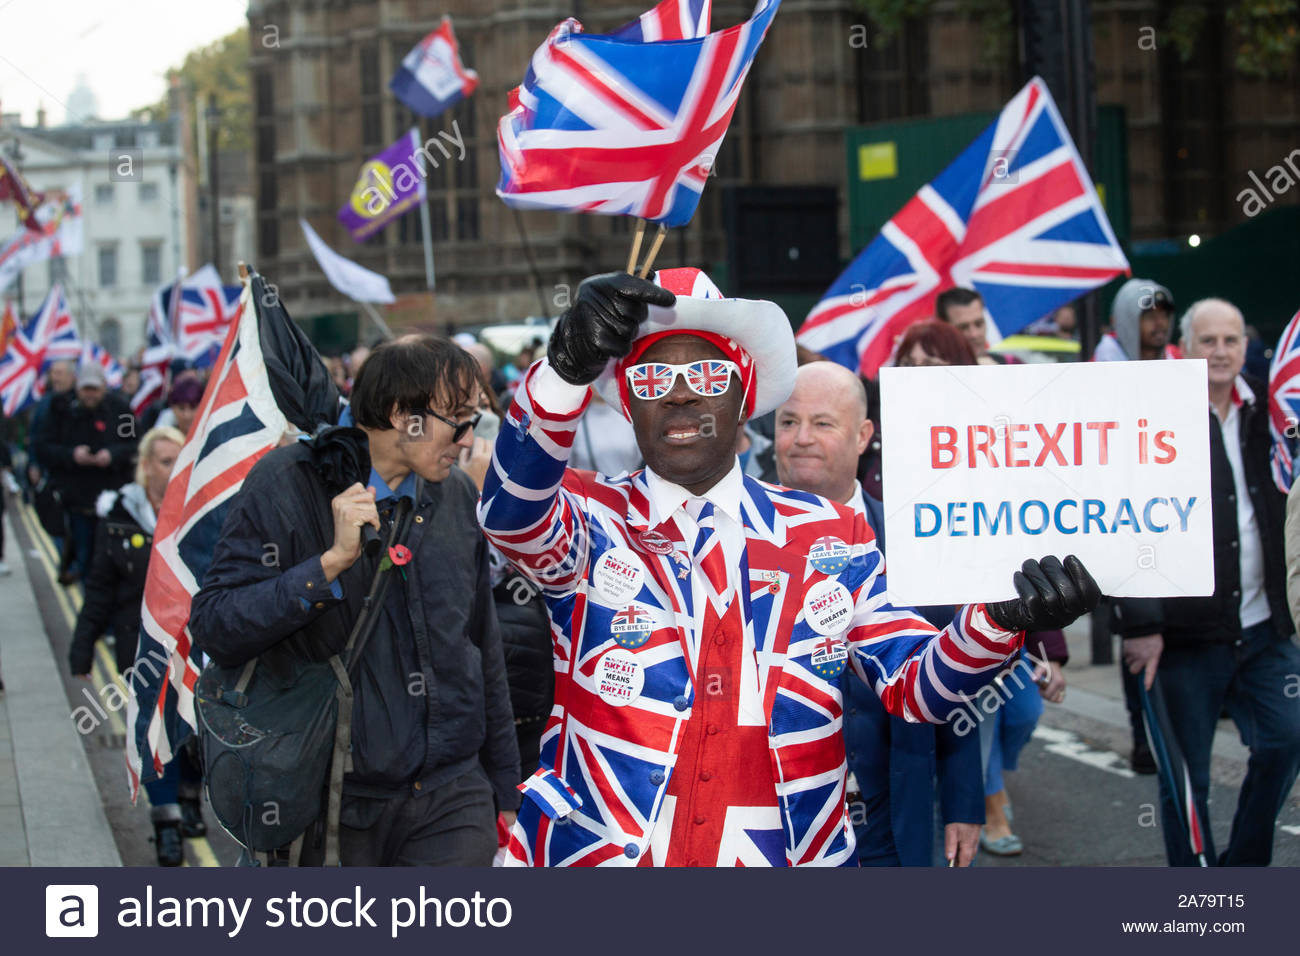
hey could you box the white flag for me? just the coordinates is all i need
[0,184,84,292]
[300,218,396,304]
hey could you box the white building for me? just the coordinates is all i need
[0,115,192,360]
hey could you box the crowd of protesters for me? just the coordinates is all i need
[1,270,1297,869]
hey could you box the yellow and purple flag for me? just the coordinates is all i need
[337,129,427,241]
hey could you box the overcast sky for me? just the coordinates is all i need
[0,0,247,125]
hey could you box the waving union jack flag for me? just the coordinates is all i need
[81,341,123,389]
[798,77,1130,377]
[1268,308,1300,493]
[0,283,80,415]
[497,0,778,227]
[175,265,242,369]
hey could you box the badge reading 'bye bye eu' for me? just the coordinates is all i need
[609,603,654,650]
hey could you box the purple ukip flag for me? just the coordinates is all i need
[337,129,427,241]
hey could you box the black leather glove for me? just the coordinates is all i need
[547,272,677,386]
[985,555,1101,632]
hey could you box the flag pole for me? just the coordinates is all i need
[419,194,437,293]
[637,225,669,278]
[626,219,647,275]
[359,301,396,341]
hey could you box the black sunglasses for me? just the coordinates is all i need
[421,407,482,443]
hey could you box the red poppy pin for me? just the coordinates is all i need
[94,420,106,432]
[388,544,412,566]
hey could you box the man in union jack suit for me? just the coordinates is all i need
[478,268,1100,866]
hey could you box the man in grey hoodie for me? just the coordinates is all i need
[1093,277,1177,362]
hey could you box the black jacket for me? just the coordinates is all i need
[1113,376,1292,646]
[33,390,137,513]
[69,485,153,676]
[190,438,521,809]
[494,567,554,779]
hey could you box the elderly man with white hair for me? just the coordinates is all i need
[1117,297,1300,866]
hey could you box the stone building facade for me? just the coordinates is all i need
[246,0,1300,330]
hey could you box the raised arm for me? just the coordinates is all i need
[478,273,675,597]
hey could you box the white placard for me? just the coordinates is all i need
[879,360,1213,605]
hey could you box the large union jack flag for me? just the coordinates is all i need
[496,0,777,227]
[798,77,1130,377]
[1268,307,1300,493]
[126,278,289,796]
[0,283,80,415]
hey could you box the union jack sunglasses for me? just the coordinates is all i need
[625,360,740,401]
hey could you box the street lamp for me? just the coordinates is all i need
[206,93,221,278]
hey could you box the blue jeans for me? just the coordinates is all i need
[1156,619,1300,866]
[979,668,1044,797]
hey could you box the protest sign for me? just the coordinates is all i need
[878,360,1213,605]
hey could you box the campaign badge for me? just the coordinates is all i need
[596,649,645,706]
[802,579,854,636]
[638,529,675,555]
[610,603,654,650]
[592,547,645,606]
[810,636,849,679]
[130,533,145,549]
[807,535,851,575]
[759,569,782,595]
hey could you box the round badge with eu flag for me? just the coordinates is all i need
[610,603,654,650]
[807,535,851,575]
[810,636,849,679]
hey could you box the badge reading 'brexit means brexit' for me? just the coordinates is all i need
[807,536,851,575]
[810,636,849,679]
[610,603,654,649]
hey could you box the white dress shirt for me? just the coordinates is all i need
[1217,380,1271,628]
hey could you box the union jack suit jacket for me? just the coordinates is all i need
[478,364,1025,866]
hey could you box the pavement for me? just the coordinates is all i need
[0,508,120,865]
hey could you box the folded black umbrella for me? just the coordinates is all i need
[1138,679,1208,866]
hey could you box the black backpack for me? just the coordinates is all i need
[195,492,416,863]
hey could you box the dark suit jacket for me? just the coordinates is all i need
[843,490,984,866]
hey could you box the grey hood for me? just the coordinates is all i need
[1110,277,1173,361]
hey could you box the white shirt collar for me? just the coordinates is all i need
[645,458,746,528]
[845,480,867,518]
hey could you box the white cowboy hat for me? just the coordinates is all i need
[593,267,797,418]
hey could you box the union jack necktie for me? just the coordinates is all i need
[687,499,732,612]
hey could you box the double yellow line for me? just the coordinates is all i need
[13,501,220,867]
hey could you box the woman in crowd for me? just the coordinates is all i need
[68,426,206,865]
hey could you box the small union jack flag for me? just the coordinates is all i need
[0,283,79,415]
[496,0,779,227]
[81,342,123,389]
[1268,307,1300,493]
[175,265,242,369]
